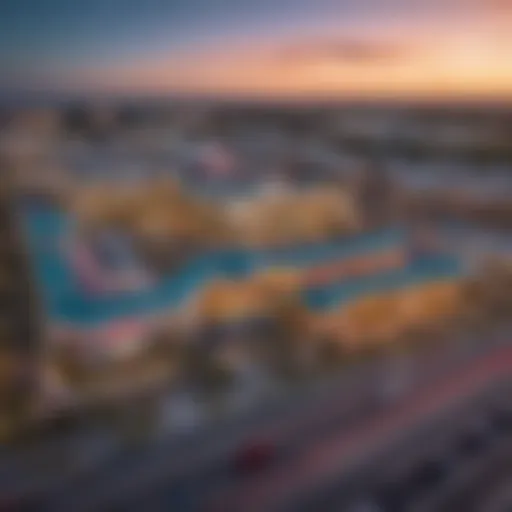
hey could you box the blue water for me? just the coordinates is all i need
[19,203,460,328]
[302,255,462,311]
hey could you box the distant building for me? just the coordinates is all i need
[62,102,117,142]
[354,160,397,228]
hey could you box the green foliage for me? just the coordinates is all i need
[315,338,346,372]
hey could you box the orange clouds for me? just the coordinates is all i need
[277,38,412,66]
[71,19,512,101]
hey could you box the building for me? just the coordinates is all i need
[0,176,41,439]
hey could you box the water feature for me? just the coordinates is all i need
[18,202,407,329]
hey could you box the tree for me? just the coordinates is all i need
[147,329,184,364]
[100,395,161,448]
[181,341,234,400]
[51,342,89,388]
[315,336,346,373]
[261,296,313,383]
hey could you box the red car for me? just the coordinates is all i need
[233,439,276,474]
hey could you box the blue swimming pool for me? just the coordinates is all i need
[19,203,438,328]
[302,255,462,311]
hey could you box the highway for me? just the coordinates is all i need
[475,472,512,512]
[40,326,512,511]
[294,386,512,512]
[431,441,512,512]
[204,346,512,512]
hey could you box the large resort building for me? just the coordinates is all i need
[5,105,504,416]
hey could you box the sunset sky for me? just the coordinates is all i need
[2,0,511,100]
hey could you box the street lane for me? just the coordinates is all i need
[293,387,512,512]
[477,473,512,512]
[435,446,512,512]
[206,345,512,512]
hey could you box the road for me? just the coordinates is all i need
[432,444,512,512]
[475,472,512,512]
[42,327,512,511]
[204,344,512,512]
[292,384,512,512]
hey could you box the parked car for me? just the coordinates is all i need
[407,457,451,492]
[456,421,492,457]
[489,407,512,433]
[232,438,276,475]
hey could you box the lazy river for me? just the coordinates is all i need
[20,202,419,328]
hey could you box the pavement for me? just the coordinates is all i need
[293,385,512,512]
[432,444,512,512]
[476,472,512,512]
[204,344,512,512]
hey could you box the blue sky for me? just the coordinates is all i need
[1,0,511,98]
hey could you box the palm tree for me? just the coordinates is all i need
[95,391,162,448]
[314,335,347,373]
[181,338,234,402]
[261,295,314,383]
[51,342,90,389]
[146,328,185,369]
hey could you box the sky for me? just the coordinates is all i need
[1,0,512,100]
